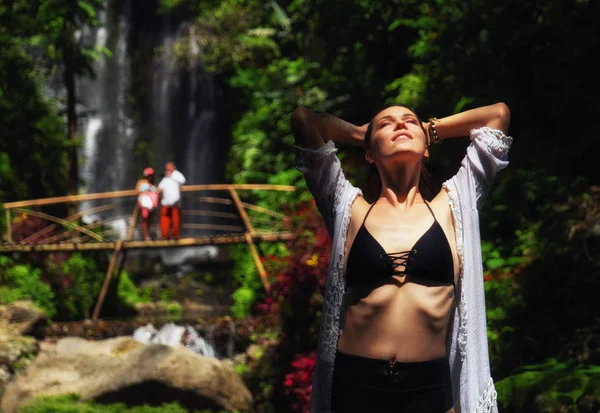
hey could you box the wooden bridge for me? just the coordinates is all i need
[1,184,296,320]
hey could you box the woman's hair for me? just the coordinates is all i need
[363,104,435,202]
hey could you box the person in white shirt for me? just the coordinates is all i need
[158,162,186,239]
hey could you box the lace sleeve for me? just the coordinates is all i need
[293,141,354,236]
[447,126,513,210]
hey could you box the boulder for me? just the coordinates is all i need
[1,336,254,413]
[0,301,45,395]
[0,301,47,337]
[0,335,36,368]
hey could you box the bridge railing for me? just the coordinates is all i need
[2,184,297,295]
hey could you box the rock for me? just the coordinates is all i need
[0,336,254,413]
[182,301,231,319]
[134,301,172,318]
[0,301,47,337]
[0,302,44,398]
[0,366,10,394]
[0,335,36,367]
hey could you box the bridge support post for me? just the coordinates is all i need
[229,187,271,290]
[91,205,139,322]
[92,240,123,322]
[5,209,12,243]
[245,232,270,290]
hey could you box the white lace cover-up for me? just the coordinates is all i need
[293,126,513,413]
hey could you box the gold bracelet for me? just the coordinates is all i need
[428,118,441,144]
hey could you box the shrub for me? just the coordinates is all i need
[257,201,330,352]
[0,253,155,321]
[250,201,330,412]
[283,352,317,413]
[0,256,56,318]
[231,286,257,319]
[118,271,152,306]
[496,359,600,413]
[229,244,264,319]
[46,253,104,320]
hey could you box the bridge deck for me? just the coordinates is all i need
[0,232,294,252]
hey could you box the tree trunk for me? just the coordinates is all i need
[64,14,78,216]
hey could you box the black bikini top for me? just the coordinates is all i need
[346,201,454,288]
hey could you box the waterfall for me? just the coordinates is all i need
[79,0,135,237]
[133,322,217,358]
[75,0,227,263]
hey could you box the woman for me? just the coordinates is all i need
[291,102,512,413]
[135,167,159,241]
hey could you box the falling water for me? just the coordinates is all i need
[78,0,135,238]
[133,322,217,358]
[75,0,227,262]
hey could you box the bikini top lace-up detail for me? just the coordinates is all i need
[346,201,455,288]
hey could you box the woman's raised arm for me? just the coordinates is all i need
[436,102,513,209]
[291,106,366,149]
[290,107,365,235]
[425,102,511,142]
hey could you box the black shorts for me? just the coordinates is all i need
[331,351,453,413]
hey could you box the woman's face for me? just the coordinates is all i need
[367,106,428,164]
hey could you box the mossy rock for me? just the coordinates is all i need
[1,337,253,413]
[19,393,232,412]
[0,335,37,367]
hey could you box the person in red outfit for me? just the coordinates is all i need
[158,162,186,239]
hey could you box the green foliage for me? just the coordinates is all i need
[496,359,600,413]
[166,301,183,318]
[234,361,250,376]
[481,167,598,378]
[192,0,353,316]
[231,285,257,319]
[117,271,152,307]
[27,0,108,75]
[0,256,56,318]
[0,0,108,203]
[191,0,283,74]
[483,264,526,374]
[0,33,67,204]
[383,72,427,108]
[229,243,262,318]
[159,286,176,303]
[19,393,233,413]
[46,253,103,320]
[226,57,325,192]
[0,252,157,321]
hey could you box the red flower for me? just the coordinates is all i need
[284,352,317,413]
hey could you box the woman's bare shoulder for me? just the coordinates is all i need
[349,195,370,224]
[432,187,449,203]
[350,195,369,213]
[430,188,453,223]
[344,196,369,248]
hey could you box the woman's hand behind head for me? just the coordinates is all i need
[421,121,430,146]
[356,123,369,149]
